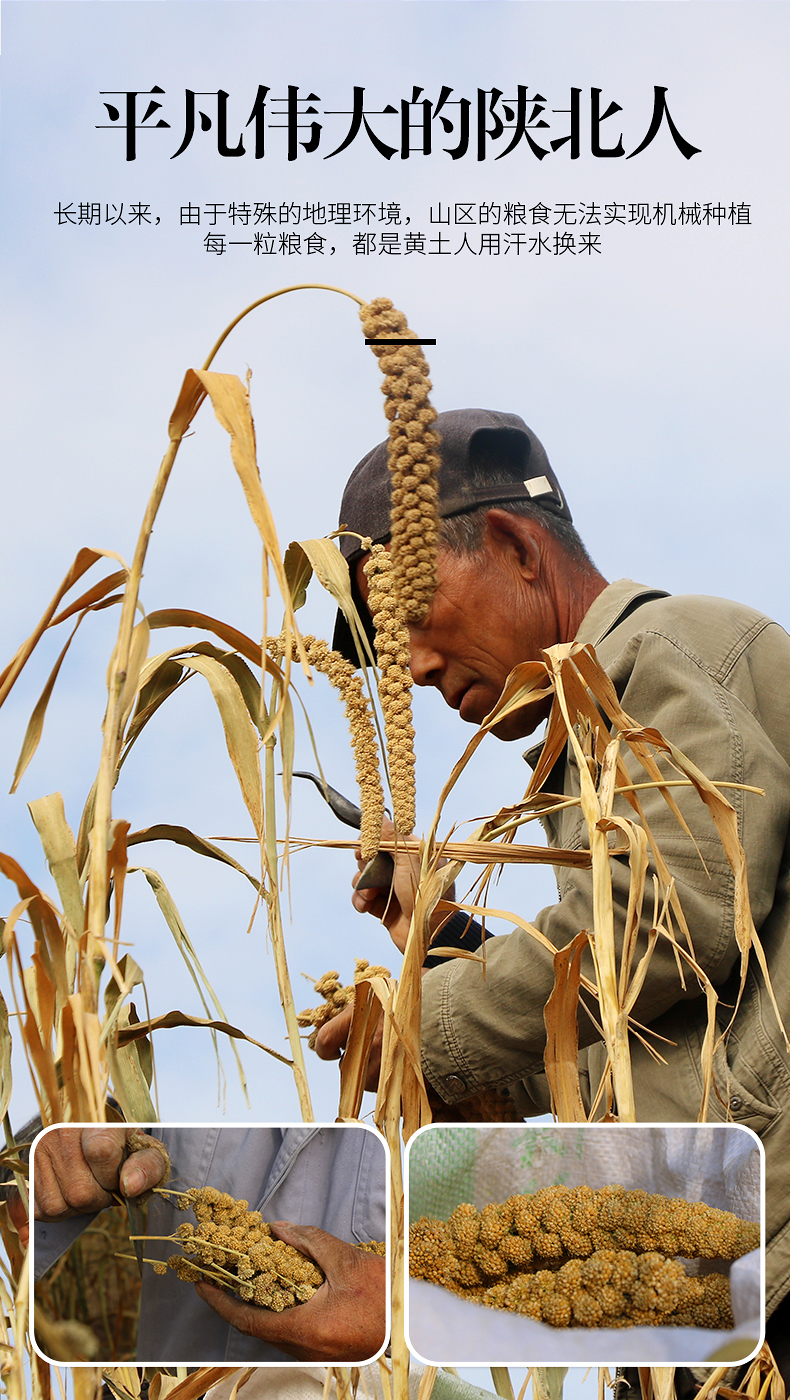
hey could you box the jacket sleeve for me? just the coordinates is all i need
[421,623,790,1103]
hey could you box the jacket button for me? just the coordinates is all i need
[729,1095,743,1113]
[445,1075,467,1094]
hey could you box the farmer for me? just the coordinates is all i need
[29,1124,386,1365]
[317,407,790,1360]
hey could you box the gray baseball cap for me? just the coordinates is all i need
[332,408,569,662]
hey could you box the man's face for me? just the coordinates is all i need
[357,539,557,740]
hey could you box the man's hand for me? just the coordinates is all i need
[314,1005,382,1093]
[195,1222,386,1362]
[352,818,417,952]
[352,817,454,954]
[33,1127,168,1221]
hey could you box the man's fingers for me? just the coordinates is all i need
[196,1229,386,1363]
[269,1222,347,1272]
[33,1127,169,1222]
[352,883,384,916]
[119,1145,169,1198]
[314,1006,382,1092]
[314,1005,353,1061]
[80,1128,128,1191]
[33,1129,118,1219]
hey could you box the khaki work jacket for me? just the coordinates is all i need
[421,579,790,1312]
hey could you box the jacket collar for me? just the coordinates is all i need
[574,578,670,648]
[522,580,670,769]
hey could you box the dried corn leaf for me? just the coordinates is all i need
[295,836,592,869]
[226,1367,257,1400]
[490,1371,516,1400]
[297,538,377,670]
[543,931,589,1123]
[416,1370,438,1400]
[0,854,71,1018]
[115,1009,292,1065]
[219,653,266,739]
[12,619,84,793]
[0,547,127,709]
[132,865,250,1104]
[25,949,55,1056]
[0,987,12,1124]
[284,542,313,611]
[107,818,130,963]
[192,370,308,689]
[27,794,84,942]
[48,569,128,628]
[184,654,263,838]
[168,368,208,441]
[11,582,129,789]
[144,1369,242,1400]
[58,999,100,1121]
[133,867,237,1025]
[126,824,260,892]
[122,657,186,760]
[103,955,155,1120]
[115,618,151,735]
[337,974,390,1121]
[435,839,590,868]
[107,1004,156,1125]
[428,661,551,846]
[147,609,262,666]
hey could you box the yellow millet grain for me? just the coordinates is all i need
[297,960,391,1051]
[410,1187,756,1329]
[157,1184,385,1312]
[479,1250,724,1329]
[160,1186,325,1308]
[360,297,441,625]
[364,544,416,835]
[269,633,384,860]
[432,1186,759,1265]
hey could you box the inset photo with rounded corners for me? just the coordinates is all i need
[31,1122,388,1367]
[405,1122,762,1367]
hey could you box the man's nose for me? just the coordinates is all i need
[407,630,445,689]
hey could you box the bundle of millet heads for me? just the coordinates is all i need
[155,1187,325,1311]
[155,1187,384,1312]
[409,1185,760,1329]
[297,960,391,1050]
[359,297,441,627]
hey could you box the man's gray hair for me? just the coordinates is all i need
[439,486,596,571]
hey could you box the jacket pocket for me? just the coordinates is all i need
[710,1036,779,1135]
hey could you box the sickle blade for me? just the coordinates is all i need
[291,770,395,889]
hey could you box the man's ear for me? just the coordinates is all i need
[482,509,543,582]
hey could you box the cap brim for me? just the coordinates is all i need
[331,564,379,666]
